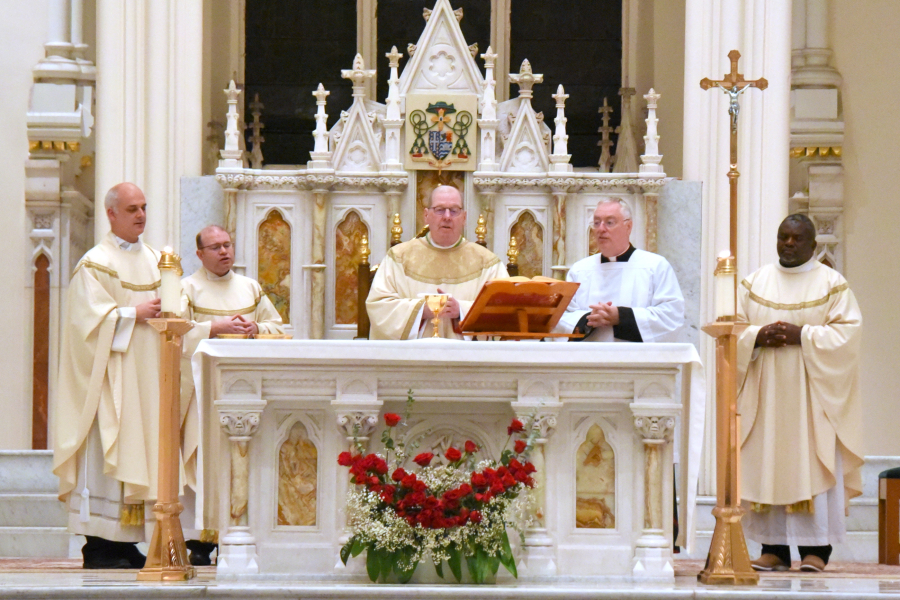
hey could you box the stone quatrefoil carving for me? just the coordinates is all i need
[336,412,379,438]
[219,411,262,438]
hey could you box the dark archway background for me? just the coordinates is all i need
[244,1,621,168]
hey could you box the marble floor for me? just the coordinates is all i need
[0,559,899,599]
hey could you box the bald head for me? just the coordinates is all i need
[105,183,147,243]
[196,225,229,250]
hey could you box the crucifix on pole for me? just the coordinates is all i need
[697,50,767,587]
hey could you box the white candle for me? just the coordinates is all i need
[714,252,736,320]
[159,246,183,315]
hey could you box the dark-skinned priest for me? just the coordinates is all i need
[53,183,163,569]
[740,214,863,573]
[555,197,685,342]
[366,185,508,339]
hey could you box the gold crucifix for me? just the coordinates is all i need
[697,50,766,587]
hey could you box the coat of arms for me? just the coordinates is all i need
[405,94,477,171]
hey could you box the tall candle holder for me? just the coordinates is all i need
[137,252,194,581]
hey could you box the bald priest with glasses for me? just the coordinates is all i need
[556,198,684,343]
[367,185,508,339]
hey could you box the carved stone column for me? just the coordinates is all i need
[551,189,567,272]
[479,189,496,251]
[644,192,658,254]
[512,404,560,576]
[311,189,328,339]
[215,399,266,576]
[631,408,678,580]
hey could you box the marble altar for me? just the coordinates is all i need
[192,340,704,582]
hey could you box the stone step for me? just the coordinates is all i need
[0,493,66,527]
[0,526,69,558]
[0,450,57,494]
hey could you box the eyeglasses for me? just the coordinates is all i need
[200,242,233,252]
[592,218,630,229]
[429,207,463,217]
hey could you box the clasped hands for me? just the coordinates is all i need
[210,314,259,337]
[586,301,620,328]
[421,287,461,320]
[755,321,802,348]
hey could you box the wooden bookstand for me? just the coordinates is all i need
[459,278,583,339]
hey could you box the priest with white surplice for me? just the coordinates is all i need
[366,185,508,339]
[740,214,863,573]
[178,224,283,565]
[556,197,684,342]
[53,183,163,569]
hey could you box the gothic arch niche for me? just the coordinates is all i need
[510,210,543,277]
[575,423,616,529]
[277,420,319,526]
[334,210,370,325]
[258,209,291,324]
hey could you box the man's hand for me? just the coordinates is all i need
[209,315,255,337]
[586,302,620,328]
[135,298,161,323]
[755,321,803,348]
[236,315,260,336]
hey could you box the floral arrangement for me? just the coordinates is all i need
[337,393,538,584]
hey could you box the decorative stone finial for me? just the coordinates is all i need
[341,54,376,98]
[509,60,543,99]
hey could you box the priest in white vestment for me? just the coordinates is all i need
[178,225,284,564]
[53,183,164,569]
[556,197,684,342]
[366,186,507,339]
[740,214,863,573]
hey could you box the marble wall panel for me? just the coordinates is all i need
[334,211,369,325]
[415,170,465,234]
[180,176,225,276]
[510,211,543,278]
[588,225,599,257]
[258,210,292,324]
[575,424,616,529]
[657,180,702,346]
[277,421,318,527]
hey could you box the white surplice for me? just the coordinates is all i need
[737,257,864,546]
[53,233,164,542]
[556,249,684,342]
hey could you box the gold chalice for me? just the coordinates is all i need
[419,293,450,338]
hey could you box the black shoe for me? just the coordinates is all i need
[82,536,142,570]
[185,540,217,566]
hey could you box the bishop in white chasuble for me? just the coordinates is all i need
[53,184,166,547]
[366,186,508,339]
[739,215,863,570]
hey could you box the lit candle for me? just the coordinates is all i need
[714,252,737,321]
[158,246,183,316]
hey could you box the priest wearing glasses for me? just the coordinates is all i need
[366,185,507,339]
[557,197,685,343]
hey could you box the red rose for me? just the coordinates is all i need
[507,419,525,435]
[413,480,427,493]
[501,473,517,488]
[471,473,488,489]
[374,457,389,475]
[514,440,527,454]
[464,440,478,453]
[497,466,509,478]
[509,458,523,471]
[400,473,417,488]
[445,447,462,462]
[384,413,402,427]
[490,480,506,495]
[523,462,536,474]
[413,452,434,467]
[514,470,528,483]
[337,451,354,466]
[469,510,483,524]
[391,468,407,482]
[524,476,535,487]
[368,476,380,486]
[458,483,472,496]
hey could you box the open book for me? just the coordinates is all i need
[494,275,559,283]
[459,277,581,338]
